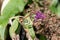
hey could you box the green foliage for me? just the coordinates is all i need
[0,0,27,40]
[39,34,47,40]
[49,0,60,17]
[0,0,59,40]
[56,4,60,17]
[50,0,58,7]
[9,19,18,38]
[49,0,58,13]
[23,16,35,39]
[49,6,57,13]
[28,0,33,4]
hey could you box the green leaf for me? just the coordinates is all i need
[9,19,18,38]
[0,0,27,40]
[49,0,58,13]
[56,4,60,17]
[50,0,58,7]
[39,34,47,40]
[36,34,46,40]
[23,17,35,39]
[49,6,57,13]
[28,0,33,4]
[0,25,6,40]
[15,23,21,34]
[1,0,27,18]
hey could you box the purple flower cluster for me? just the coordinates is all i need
[35,11,45,20]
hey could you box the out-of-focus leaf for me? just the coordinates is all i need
[49,0,58,13]
[1,0,27,17]
[0,16,8,40]
[36,34,46,40]
[39,34,47,40]
[49,6,57,13]
[35,0,39,2]
[9,19,18,38]
[0,0,27,40]
[28,0,33,4]
[56,4,60,17]
[50,0,58,7]
[23,16,35,39]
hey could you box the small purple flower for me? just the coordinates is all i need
[35,11,45,20]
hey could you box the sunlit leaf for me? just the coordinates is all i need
[9,19,18,38]
[0,0,27,40]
